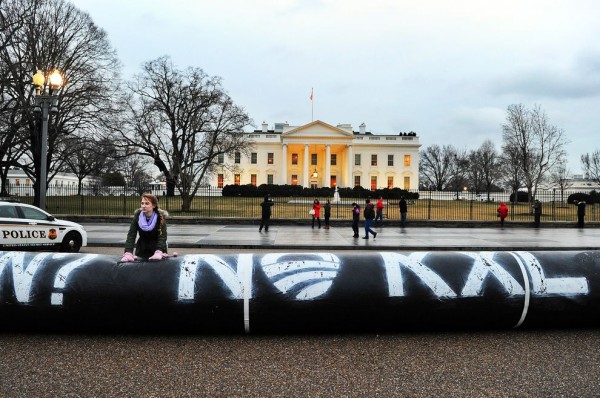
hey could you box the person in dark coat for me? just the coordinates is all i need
[323,199,331,229]
[363,199,377,240]
[533,199,542,228]
[121,193,169,262]
[577,200,586,228]
[259,195,274,232]
[399,196,408,228]
[351,202,361,238]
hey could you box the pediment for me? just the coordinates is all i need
[282,120,354,138]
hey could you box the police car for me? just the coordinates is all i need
[0,200,87,252]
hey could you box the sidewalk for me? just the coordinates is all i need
[83,222,600,251]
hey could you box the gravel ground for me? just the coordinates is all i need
[1,329,600,397]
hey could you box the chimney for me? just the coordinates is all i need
[359,123,366,134]
[262,121,268,132]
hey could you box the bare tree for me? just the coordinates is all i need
[478,140,501,200]
[0,0,121,206]
[114,56,253,212]
[549,161,572,203]
[501,103,568,207]
[419,144,457,191]
[581,150,600,183]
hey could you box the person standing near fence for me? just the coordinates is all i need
[312,199,322,229]
[577,200,586,228]
[323,199,331,229]
[497,202,508,228]
[120,193,169,262]
[259,195,274,232]
[351,202,361,238]
[533,199,542,228]
[375,196,384,226]
[399,196,408,228]
[363,199,377,240]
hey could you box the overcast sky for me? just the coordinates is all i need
[70,0,600,175]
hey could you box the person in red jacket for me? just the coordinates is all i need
[497,202,509,227]
[375,196,384,226]
[312,199,322,229]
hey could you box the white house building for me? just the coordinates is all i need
[209,120,421,190]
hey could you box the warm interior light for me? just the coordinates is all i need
[32,70,45,87]
[312,169,318,178]
[48,69,63,89]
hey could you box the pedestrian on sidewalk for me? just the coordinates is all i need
[497,202,508,227]
[259,195,274,232]
[533,199,542,228]
[351,202,361,238]
[312,199,322,229]
[120,193,169,262]
[323,199,331,229]
[577,200,586,228]
[363,199,377,240]
[399,196,408,228]
[375,196,384,226]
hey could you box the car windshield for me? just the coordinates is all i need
[20,206,50,221]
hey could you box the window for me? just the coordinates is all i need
[217,154,224,164]
[25,179,31,186]
[251,174,257,186]
[251,152,257,164]
[404,154,411,167]
[267,152,274,164]
[387,176,394,189]
[291,153,298,165]
[354,175,361,187]
[371,154,377,166]
[217,174,224,188]
[267,174,274,184]
[330,154,337,166]
[234,174,240,185]
[388,155,394,166]
[404,176,410,190]
[234,152,241,164]
[291,175,298,185]
[330,175,336,188]
[15,179,20,186]
[311,153,317,166]
[370,176,377,190]
[355,154,361,166]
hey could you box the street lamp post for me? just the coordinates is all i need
[32,69,63,209]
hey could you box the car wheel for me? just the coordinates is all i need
[61,231,82,253]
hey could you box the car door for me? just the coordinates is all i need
[18,206,59,248]
[0,204,31,248]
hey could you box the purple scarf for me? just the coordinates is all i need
[138,211,158,232]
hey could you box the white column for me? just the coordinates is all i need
[325,144,331,188]
[303,144,309,187]
[281,144,288,185]
[347,144,353,188]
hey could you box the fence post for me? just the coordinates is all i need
[552,189,556,221]
[427,190,432,221]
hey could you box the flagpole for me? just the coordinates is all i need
[310,88,314,121]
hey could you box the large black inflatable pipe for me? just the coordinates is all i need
[1,250,599,333]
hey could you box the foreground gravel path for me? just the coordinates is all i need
[1,329,600,397]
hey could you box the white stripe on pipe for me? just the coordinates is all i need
[510,252,531,329]
[238,254,253,334]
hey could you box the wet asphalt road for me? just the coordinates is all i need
[2,329,600,397]
[1,247,600,397]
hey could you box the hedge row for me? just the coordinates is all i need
[222,184,419,200]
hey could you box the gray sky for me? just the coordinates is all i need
[71,0,600,175]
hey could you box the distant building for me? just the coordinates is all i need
[4,168,96,197]
[208,120,421,190]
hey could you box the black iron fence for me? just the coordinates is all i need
[2,184,596,223]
